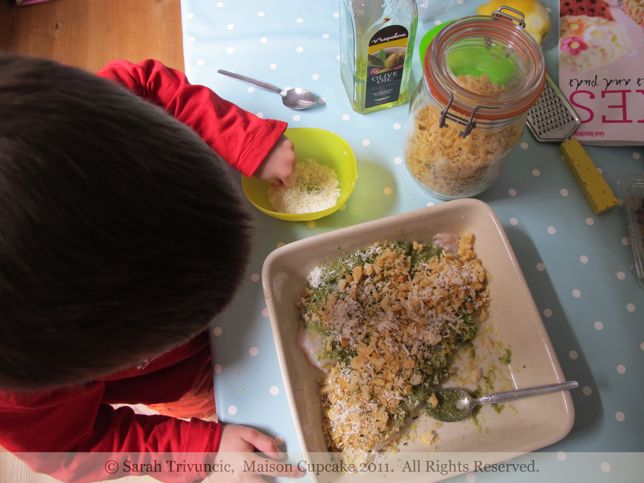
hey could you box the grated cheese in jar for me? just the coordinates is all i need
[267,158,340,214]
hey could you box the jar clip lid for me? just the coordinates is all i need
[491,6,526,30]
[439,92,495,138]
[435,6,528,138]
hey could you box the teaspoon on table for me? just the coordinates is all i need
[217,69,323,110]
[427,380,579,422]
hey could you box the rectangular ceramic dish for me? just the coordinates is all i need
[262,199,575,482]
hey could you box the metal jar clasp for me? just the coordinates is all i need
[439,92,481,138]
[492,6,527,29]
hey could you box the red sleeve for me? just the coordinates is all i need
[0,385,221,481]
[97,59,287,177]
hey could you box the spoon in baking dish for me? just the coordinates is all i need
[217,69,323,110]
[427,381,579,422]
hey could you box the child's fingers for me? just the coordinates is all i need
[240,427,283,460]
[281,172,295,188]
[269,171,294,188]
[276,161,296,188]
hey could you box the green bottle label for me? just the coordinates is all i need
[365,25,409,108]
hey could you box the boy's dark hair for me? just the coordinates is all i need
[0,54,252,391]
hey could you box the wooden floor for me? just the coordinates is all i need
[0,2,183,480]
[0,0,184,72]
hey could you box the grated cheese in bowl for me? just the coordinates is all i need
[267,158,341,214]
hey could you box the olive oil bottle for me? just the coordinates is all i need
[339,0,418,114]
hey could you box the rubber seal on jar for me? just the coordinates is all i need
[423,7,545,123]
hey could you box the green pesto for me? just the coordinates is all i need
[499,348,512,365]
[458,312,478,341]
[471,408,483,430]
[301,239,488,426]
[411,244,443,267]
[304,318,330,338]
[387,240,411,255]
[418,344,450,374]
[412,378,436,402]
[425,390,465,421]
[319,262,347,287]
[480,367,497,392]
[324,341,356,366]
[302,285,333,314]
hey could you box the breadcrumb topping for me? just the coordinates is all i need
[299,233,490,457]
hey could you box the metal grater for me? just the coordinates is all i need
[528,73,619,215]
[527,73,581,143]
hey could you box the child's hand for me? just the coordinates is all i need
[255,136,296,187]
[214,424,305,482]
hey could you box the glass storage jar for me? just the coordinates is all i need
[405,7,545,199]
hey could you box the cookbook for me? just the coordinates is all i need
[558,0,644,145]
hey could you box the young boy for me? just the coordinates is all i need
[0,54,301,481]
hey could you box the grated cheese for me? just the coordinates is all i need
[267,157,340,214]
[298,235,490,460]
[307,266,326,288]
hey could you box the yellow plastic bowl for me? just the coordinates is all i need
[241,127,357,221]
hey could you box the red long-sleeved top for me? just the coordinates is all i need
[0,59,286,474]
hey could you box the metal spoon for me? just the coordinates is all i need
[427,381,579,422]
[217,69,323,110]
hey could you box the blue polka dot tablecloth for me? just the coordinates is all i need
[181,0,643,480]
